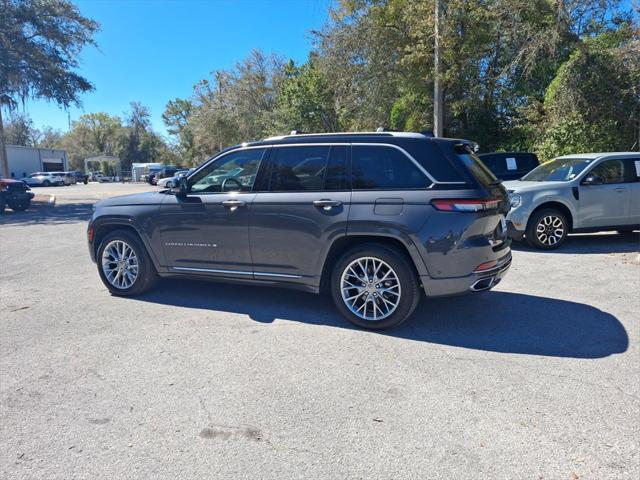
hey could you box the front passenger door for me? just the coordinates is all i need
[579,159,632,228]
[158,148,267,277]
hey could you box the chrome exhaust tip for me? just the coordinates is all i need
[470,277,494,292]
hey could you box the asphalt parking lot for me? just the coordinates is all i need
[1,183,639,479]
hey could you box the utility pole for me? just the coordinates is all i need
[433,0,444,137]
[0,107,9,177]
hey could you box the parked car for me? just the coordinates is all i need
[156,169,193,189]
[91,172,113,183]
[141,167,162,184]
[22,172,65,187]
[88,131,511,330]
[478,152,540,181]
[52,171,75,186]
[71,171,89,184]
[0,178,34,213]
[505,152,640,249]
[150,166,183,185]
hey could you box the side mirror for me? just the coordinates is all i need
[172,176,188,197]
[581,174,603,186]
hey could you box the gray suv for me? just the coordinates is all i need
[505,152,640,249]
[88,132,512,329]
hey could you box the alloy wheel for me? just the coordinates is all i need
[340,257,401,321]
[101,240,139,289]
[536,215,565,246]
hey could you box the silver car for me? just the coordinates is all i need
[22,172,65,187]
[505,152,640,249]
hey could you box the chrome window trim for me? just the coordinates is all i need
[187,141,467,188]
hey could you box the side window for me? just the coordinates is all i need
[352,145,429,190]
[268,146,330,192]
[589,159,625,184]
[189,148,265,193]
[324,146,348,190]
[625,158,640,182]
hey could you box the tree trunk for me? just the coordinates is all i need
[433,0,444,137]
[0,107,9,177]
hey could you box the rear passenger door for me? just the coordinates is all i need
[347,143,434,244]
[250,145,351,284]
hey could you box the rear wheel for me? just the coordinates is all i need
[526,208,568,250]
[97,230,158,296]
[42,180,51,187]
[331,244,420,330]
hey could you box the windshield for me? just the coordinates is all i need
[522,158,594,182]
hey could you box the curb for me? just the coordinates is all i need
[32,194,56,206]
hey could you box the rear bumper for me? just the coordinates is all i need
[420,252,512,297]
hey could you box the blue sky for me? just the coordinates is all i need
[22,0,333,136]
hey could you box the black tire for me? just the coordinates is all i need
[42,180,51,187]
[96,229,158,296]
[330,243,421,330]
[83,179,88,185]
[525,208,569,250]
[8,199,30,211]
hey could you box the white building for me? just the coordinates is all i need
[5,145,69,179]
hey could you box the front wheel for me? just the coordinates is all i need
[42,180,51,187]
[9,200,30,211]
[331,244,420,330]
[97,230,158,296]
[526,208,569,249]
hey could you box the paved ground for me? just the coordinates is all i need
[1,183,639,479]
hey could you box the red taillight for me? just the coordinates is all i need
[473,260,498,272]
[431,198,500,212]
[87,226,95,242]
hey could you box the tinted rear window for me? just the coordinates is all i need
[352,145,429,190]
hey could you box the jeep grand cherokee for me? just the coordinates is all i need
[88,132,511,329]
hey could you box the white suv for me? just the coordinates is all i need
[22,172,65,187]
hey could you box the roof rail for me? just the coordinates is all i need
[262,131,430,141]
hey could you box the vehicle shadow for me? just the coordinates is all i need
[0,202,93,226]
[136,279,628,359]
[511,232,639,254]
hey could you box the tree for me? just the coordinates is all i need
[270,56,339,134]
[163,98,196,165]
[3,111,37,146]
[58,112,123,169]
[0,0,99,176]
[534,26,640,160]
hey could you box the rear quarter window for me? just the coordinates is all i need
[352,145,429,190]
[398,138,468,183]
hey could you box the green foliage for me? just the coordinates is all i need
[534,24,639,160]
[0,0,99,109]
[3,111,37,146]
[270,57,339,134]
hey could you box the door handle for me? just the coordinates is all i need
[313,199,342,210]
[222,199,247,210]
[614,188,626,193]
